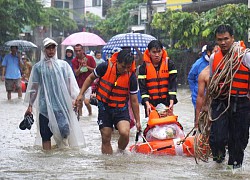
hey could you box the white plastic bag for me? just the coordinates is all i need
[146,124,184,141]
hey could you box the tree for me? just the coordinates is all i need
[0,0,78,45]
[78,12,102,32]
[150,3,250,86]
[40,7,78,35]
[0,0,43,44]
[96,0,146,40]
[151,10,199,48]
[198,3,250,43]
[151,3,250,49]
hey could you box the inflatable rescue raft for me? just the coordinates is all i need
[129,111,195,156]
[130,135,195,156]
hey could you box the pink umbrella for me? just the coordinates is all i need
[61,32,106,46]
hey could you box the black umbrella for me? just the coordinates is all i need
[3,40,37,51]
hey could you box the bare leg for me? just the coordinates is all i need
[79,101,83,116]
[84,98,92,115]
[117,120,130,151]
[100,127,113,154]
[7,91,11,100]
[17,88,22,98]
[42,140,51,150]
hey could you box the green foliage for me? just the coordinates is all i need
[0,0,43,44]
[151,3,250,49]
[150,3,250,85]
[85,13,102,23]
[152,9,199,48]
[198,3,250,42]
[41,7,77,32]
[77,12,102,32]
[0,0,77,45]
[96,0,146,39]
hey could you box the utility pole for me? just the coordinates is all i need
[83,0,86,31]
[146,0,152,34]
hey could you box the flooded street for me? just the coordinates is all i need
[0,81,249,180]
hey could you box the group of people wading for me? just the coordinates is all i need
[16,24,249,170]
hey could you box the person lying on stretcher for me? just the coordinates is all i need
[143,103,185,141]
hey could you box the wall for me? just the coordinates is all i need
[166,0,192,10]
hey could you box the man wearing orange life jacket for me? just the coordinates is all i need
[76,49,141,154]
[138,40,178,117]
[209,25,250,169]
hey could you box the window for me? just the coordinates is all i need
[55,1,63,8]
[92,0,101,6]
[55,1,69,9]
[64,2,69,8]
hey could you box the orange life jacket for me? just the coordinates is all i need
[212,43,250,96]
[143,110,183,138]
[143,49,169,100]
[96,52,134,108]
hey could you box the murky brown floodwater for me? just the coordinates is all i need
[0,81,249,180]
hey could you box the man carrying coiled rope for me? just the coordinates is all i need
[208,25,250,169]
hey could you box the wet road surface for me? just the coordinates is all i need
[0,81,249,180]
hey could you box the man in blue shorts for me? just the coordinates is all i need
[76,49,141,154]
[1,46,22,100]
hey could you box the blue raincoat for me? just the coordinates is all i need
[188,52,209,108]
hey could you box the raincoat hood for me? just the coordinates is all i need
[65,46,74,60]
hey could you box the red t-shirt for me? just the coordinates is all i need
[72,54,96,88]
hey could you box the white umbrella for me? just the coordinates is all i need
[3,40,37,51]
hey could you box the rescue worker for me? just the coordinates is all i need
[76,49,141,154]
[138,40,178,117]
[209,24,250,169]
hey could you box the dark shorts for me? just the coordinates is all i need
[97,102,130,130]
[39,114,53,142]
[5,78,21,91]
